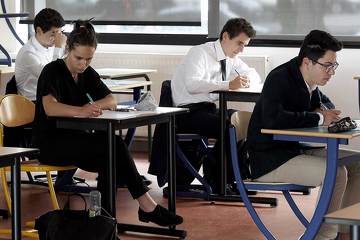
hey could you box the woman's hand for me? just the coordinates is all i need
[81,103,103,117]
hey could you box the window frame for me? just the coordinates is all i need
[19,0,360,48]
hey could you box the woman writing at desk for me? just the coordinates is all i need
[32,20,183,227]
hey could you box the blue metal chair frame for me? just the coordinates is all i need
[162,133,214,200]
[229,126,316,239]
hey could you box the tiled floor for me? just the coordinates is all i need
[0,152,318,240]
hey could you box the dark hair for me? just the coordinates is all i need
[220,18,256,41]
[298,30,342,64]
[34,8,65,33]
[66,20,97,51]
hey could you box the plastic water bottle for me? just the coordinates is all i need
[89,190,101,217]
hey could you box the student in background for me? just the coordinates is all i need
[247,30,360,240]
[32,20,183,227]
[170,18,261,192]
[15,8,66,101]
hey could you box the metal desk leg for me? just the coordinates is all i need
[351,225,359,240]
[358,81,360,112]
[219,93,226,195]
[168,115,176,217]
[300,138,339,240]
[107,123,116,218]
[11,156,21,240]
[117,116,186,239]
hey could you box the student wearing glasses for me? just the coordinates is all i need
[247,30,360,240]
[32,20,183,227]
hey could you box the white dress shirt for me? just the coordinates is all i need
[15,36,64,101]
[171,39,261,106]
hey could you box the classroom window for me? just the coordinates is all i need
[219,0,360,45]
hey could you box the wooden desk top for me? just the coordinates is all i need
[0,66,15,75]
[0,147,38,158]
[96,68,157,79]
[325,203,360,225]
[261,120,360,139]
[102,79,152,91]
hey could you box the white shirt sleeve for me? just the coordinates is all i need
[52,47,64,61]
[232,57,261,84]
[316,112,324,126]
[20,51,47,78]
[183,47,229,94]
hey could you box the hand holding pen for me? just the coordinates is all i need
[235,69,250,88]
[83,93,102,117]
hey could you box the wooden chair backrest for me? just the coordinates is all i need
[230,111,252,141]
[0,94,35,127]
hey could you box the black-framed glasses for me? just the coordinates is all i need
[308,57,339,73]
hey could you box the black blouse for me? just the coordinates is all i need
[33,59,111,141]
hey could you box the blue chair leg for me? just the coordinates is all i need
[283,190,309,227]
[229,127,277,240]
[176,144,213,195]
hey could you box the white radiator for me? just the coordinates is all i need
[91,52,269,137]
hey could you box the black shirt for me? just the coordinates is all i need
[247,57,334,178]
[33,59,111,142]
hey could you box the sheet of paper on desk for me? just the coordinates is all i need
[115,105,136,112]
[102,79,137,87]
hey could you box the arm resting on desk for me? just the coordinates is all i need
[43,94,103,117]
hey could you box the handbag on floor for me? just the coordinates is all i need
[35,193,119,240]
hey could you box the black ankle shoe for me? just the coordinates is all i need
[138,205,183,226]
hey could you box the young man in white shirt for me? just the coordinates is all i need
[171,18,261,192]
[15,8,66,101]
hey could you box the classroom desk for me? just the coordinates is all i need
[0,66,15,75]
[96,68,156,82]
[103,79,153,145]
[53,107,187,239]
[262,123,360,240]
[325,202,360,240]
[0,66,15,95]
[103,79,152,92]
[99,68,156,154]
[0,147,38,240]
[213,84,263,196]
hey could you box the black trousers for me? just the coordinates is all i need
[176,102,235,192]
[36,131,149,211]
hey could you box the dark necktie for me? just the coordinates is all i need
[220,59,226,81]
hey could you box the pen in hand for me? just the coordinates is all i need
[234,69,249,88]
[86,93,94,104]
[320,102,329,111]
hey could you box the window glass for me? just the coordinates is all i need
[220,0,360,37]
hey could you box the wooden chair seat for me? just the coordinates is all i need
[4,159,76,172]
[0,95,78,217]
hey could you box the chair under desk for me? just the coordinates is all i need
[99,68,156,154]
[52,107,187,239]
[262,123,360,239]
[212,84,277,205]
